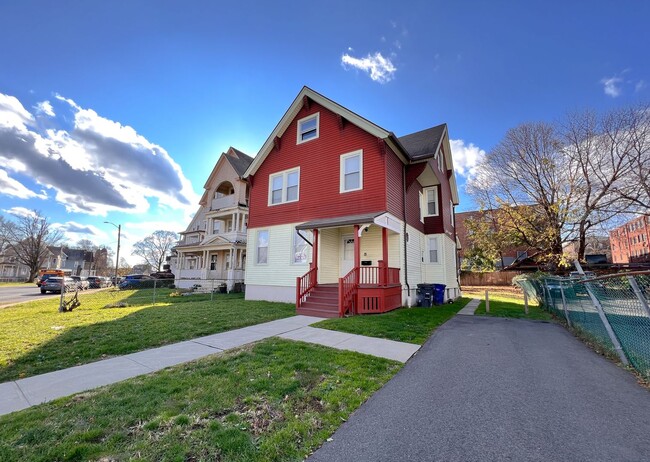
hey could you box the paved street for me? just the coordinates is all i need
[309,316,650,462]
[0,285,59,306]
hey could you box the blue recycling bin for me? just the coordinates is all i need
[432,284,446,305]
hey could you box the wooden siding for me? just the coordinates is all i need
[248,101,387,229]
[245,223,311,287]
[385,146,404,219]
[318,228,339,284]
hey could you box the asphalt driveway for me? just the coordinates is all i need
[308,315,650,462]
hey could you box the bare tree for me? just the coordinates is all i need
[131,230,178,272]
[76,239,97,251]
[2,211,64,282]
[468,122,576,268]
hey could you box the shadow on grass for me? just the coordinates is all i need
[0,292,295,382]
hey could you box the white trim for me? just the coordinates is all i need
[340,150,363,193]
[296,112,320,144]
[427,235,440,264]
[256,229,269,265]
[422,186,439,217]
[268,167,300,206]
[450,200,454,226]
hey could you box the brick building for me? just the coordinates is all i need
[609,216,650,263]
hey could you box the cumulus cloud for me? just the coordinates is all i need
[54,221,102,235]
[3,207,38,218]
[450,139,486,178]
[601,76,623,97]
[34,100,55,117]
[0,169,47,199]
[0,92,199,216]
[341,52,397,83]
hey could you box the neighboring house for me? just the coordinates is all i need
[132,263,154,274]
[174,147,253,290]
[455,210,534,270]
[243,87,460,317]
[610,216,650,264]
[0,245,66,280]
[61,247,95,277]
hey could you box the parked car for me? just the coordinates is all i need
[86,276,109,288]
[118,274,155,289]
[40,277,76,294]
[70,276,90,290]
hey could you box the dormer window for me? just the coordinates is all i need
[297,113,319,144]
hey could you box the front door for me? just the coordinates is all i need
[340,235,355,277]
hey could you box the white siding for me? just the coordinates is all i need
[319,228,339,284]
[245,223,311,287]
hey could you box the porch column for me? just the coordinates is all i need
[311,229,319,270]
[382,227,389,285]
[354,224,360,269]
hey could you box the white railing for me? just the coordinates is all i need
[211,195,237,210]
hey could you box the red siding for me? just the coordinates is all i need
[385,145,404,219]
[248,102,387,229]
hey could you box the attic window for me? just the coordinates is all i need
[297,113,319,144]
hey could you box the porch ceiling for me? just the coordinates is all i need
[296,211,402,234]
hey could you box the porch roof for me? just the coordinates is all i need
[295,211,401,234]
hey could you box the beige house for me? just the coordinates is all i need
[174,147,252,291]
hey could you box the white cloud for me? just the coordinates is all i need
[601,75,623,97]
[341,52,397,84]
[0,92,200,216]
[450,139,486,178]
[0,93,34,130]
[636,80,646,92]
[3,207,38,218]
[34,100,55,117]
[0,169,47,199]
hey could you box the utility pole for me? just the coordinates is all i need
[104,222,121,286]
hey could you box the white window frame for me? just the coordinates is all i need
[437,151,444,172]
[268,167,300,206]
[340,150,363,193]
[428,236,439,264]
[256,230,269,265]
[296,112,320,144]
[292,229,312,265]
[450,200,454,226]
[422,186,439,217]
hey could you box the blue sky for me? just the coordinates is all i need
[0,0,648,263]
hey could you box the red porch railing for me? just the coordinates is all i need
[338,267,359,317]
[296,267,318,308]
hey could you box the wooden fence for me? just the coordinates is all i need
[460,271,522,286]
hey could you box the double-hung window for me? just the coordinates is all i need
[422,186,439,217]
[428,236,439,263]
[257,230,269,264]
[297,113,319,144]
[269,168,300,205]
[293,230,312,264]
[340,150,363,193]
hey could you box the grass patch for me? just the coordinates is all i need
[0,291,294,382]
[313,298,470,344]
[463,287,553,321]
[0,282,31,287]
[0,339,400,462]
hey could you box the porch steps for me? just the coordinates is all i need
[297,284,339,318]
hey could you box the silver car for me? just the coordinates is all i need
[40,277,76,294]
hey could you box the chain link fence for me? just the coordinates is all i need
[516,271,650,379]
[57,278,245,312]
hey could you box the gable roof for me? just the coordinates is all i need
[225,147,254,177]
[398,124,447,161]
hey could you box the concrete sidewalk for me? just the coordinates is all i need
[0,315,420,416]
[457,298,480,315]
[308,316,650,462]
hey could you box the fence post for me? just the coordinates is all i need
[153,279,157,305]
[58,282,66,312]
[627,275,650,318]
[574,261,629,366]
[524,291,529,315]
[558,282,572,327]
[485,290,490,313]
[211,280,214,301]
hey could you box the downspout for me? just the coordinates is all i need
[402,164,410,304]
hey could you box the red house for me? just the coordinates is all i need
[243,87,461,317]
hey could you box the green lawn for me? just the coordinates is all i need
[0,290,294,382]
[0,282,31,287]
[313,298,470,344]
[0,339,400,462]
[473,293,553,321]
